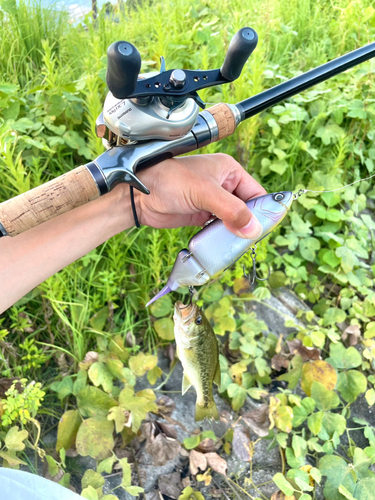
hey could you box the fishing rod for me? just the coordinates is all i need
[0,27,375,238]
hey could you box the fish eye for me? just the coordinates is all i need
[273,193,285,202]
[195,316,202,325]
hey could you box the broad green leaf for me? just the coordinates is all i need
[107,406,129,433]
[97,455,116,474]
[76,418,114,460]
[128,353,158,376]
[5,426,28,451]
[227,383,246,411]
[118,387,157,432]
[118,457,131,488]
[353,447,372,479]
[81,486,98,500]
[337,370,367,403]
[320,455,357,500]
[77,386,117,417]
[319,412,346,439]
[292,435,307,458]
[108,335,129,362]
[336,247,358,273]
[150,295,172,317]
[82,469,105,490]
[0,451,27,466]
[202,282,223,302]
[88,362,113,393]
[56,409,82,452]
[310,467,322,484]
[178,486,205,499]
[183,434,201,450]
[73,369,87,396]
[338,485,356,500]
[273,473,294,496]
[285,447,305,468]
[354,477,375,499]
[328,343,362,369]
[89,306,109,331]
[299,237,320,261]
[310,381,340,412]
[308,411,324,435]
[323,308,346,326]
[147,366,163,385]
[154,318,175,341]
[365,389,375,406]
[51,376,73,400]
[49,94,66,117]
[125,486,144,496]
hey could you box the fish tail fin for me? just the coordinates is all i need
[146,285,172,307]
[195,401,219,422]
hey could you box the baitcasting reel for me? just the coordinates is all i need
[95,27,258,147]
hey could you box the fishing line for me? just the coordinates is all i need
[295,171,375,198]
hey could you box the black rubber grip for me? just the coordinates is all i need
[86,162,109,196]
[106,41,141,99]
[220,27,258,82]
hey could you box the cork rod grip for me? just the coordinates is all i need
[0,165,101,237]
[205,103,237,140]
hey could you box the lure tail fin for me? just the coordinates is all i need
[146,285,172,307]
[195,401,219,422]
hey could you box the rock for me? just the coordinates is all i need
[102,476,135,499]
[245,287,310,337]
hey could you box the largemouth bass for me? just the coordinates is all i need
[174,300,220,422]
[147,191,294,306]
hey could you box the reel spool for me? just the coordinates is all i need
[95,28,258,148]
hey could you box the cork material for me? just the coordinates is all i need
[0,165,100,237]
[206,103,237,141]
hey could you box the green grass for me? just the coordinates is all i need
[1,0,375,368]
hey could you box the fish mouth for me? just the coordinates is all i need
[174,300,197,324]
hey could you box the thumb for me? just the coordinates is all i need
[195,182,263,239]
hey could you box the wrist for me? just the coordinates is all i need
[104,183,135,235]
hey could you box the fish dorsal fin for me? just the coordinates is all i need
[213,361,221,387]
[182,372,192,395]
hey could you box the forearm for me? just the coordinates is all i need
[0,184,134,314]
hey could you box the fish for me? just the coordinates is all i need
[173,300,220,422]
[147,191,294,306]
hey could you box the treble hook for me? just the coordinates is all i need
[180,286,195,309]
[243,245,271,285]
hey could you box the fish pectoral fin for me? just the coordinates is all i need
[213,361,221,387]
[182,372,192,395]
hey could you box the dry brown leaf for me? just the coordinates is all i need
[219,410,233,424]
[196,438,216,453]
[79,351,98,370]
[155,395,176,416]
[158,472,182,499]
[182,476,191,488]
[343,324,361,346]
[146,433,181,466]
[271,354,290,371]
[242,404,270,437]
[205,452,227,476]
[0,378,23,398]
[232,426,253,462]
[161,414,189,432]
[287,339,320,362]
[189,449,207,475]
[271,492,296,500]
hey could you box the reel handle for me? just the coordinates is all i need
[220,27,258,81]
[106,41,141,99]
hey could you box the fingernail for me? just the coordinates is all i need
[240,215,263,239]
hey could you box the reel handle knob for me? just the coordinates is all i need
[106,41,141,99]
[220,27,258,81]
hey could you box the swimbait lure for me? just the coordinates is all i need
[147,191,294,306]
[174,300,220,422]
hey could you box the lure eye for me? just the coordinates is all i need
[273,193,285,202]
[195,315,202,325]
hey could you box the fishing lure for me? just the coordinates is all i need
[147,191,294,306]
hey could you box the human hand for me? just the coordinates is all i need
[135,153,267,239]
